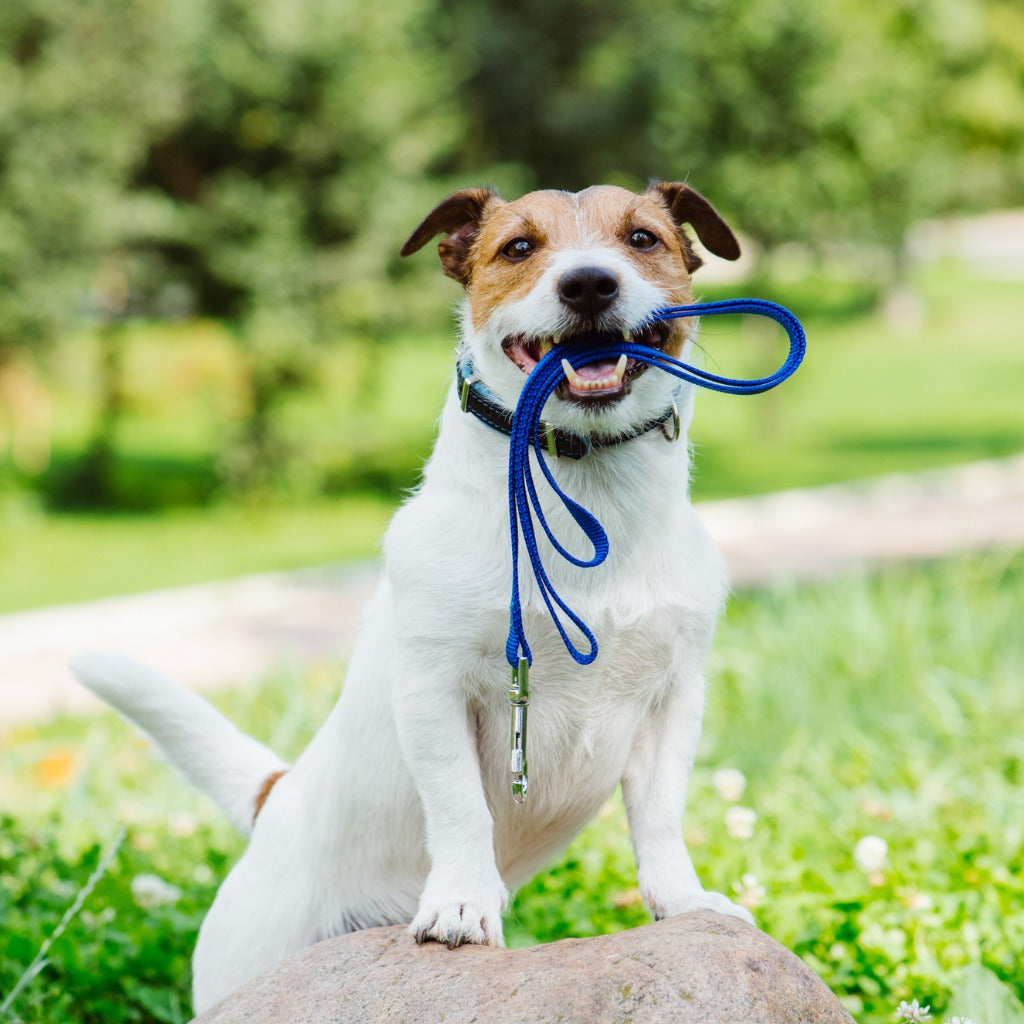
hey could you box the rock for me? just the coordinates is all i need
[193,912,855,1024]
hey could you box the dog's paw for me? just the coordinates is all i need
[410,870,507,949]
[650,887,756,927]
[411,898,505,948]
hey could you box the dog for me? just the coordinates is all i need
[72,180,753,1013]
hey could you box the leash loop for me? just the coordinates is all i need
[505,298,805,669]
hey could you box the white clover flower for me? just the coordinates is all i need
[724,805,757,840]
[900,888,933,911]
[81,907,116,929]
[169,811,197,838]
[732,872,766,909]
[859,795,892,820]
[712,768,747,802]
[193,863,215,886]
[854,835,889,873]
[131,873,183,910]
[895,998,931,1022]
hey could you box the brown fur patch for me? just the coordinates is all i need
[400,188,501,284]
[648,182,741,265]
[465,186,706,336]
[401,182,740,354]
[253,769,287,824]
[465,190,580,328]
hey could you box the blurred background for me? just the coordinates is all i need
[0,0,1021,609]
[1,2,1023,1022]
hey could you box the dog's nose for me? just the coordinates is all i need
[557,266,620,317]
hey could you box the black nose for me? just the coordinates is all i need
[557,266,620,317]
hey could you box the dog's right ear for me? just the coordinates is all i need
[400,188,501,284]
[648,182,741,272]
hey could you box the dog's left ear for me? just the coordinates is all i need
[400,187,501,284]
[648,182,741,273]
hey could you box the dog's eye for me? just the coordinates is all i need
[501,238,535,261]
[628,229,659,250]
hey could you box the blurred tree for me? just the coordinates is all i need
[439,0,1024,266]
[0,1,185,501]
[129,0,463,489]
[0,0,463,498]
[2,0,1022,506]
[432,0,651,191]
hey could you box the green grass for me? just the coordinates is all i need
[0,498,392,613]
[2,552,1022,1022]
[687,268,1024,496]
[0,262,1021,612]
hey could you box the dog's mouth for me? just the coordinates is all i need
[501,322,670,404]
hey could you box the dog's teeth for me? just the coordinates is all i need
[539,337,553,355]
[561,358,575,383]
[552,333,562,347]
[614,354,627,380]
[621,327,631,342]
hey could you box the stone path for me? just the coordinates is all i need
[2,455,1022,725]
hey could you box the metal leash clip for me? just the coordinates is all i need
[508,657,530,803]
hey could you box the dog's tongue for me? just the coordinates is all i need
[574,357,620,381]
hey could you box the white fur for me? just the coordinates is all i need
[71,652,286,836]
[72,193,753,1013]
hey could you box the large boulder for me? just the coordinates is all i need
[193,912,855,1023]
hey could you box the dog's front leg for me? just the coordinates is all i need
[392,661,508,948]
[621,672,754,926]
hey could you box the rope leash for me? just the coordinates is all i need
[504,298,806,801]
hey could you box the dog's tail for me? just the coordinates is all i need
[70,652,287,836]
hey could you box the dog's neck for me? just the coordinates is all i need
[455,357,682,461]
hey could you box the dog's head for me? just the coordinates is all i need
[402,182,740,437]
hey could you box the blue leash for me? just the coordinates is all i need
[504,298,805,800]
[507,298,806,672]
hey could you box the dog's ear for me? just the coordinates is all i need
[648,182,741,273]
[400,188,501,284]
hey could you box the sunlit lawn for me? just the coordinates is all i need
[2,553,1021,1022]
[0,498,392,613]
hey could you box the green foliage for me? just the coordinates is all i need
[947,965,1024,1024]
[507,553,1024,1022]
[0,1,173,352]
[0,0,461,343]
[0,817,228,1023]
[0,0,464,494]
[2,555,1021,1023]
[442,0,1024,253]
[4,0,1022,358]
[2,0,1023,497]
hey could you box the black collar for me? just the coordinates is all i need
[456,363,680,461]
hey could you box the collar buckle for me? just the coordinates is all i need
[543,424,558,458]
[660,399,681,443]
[457,361,671,461]
[460,372,481,413]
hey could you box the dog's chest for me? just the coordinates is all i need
[483,595,700,747]
[470,601,703,867]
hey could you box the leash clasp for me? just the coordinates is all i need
[508,657,530,803]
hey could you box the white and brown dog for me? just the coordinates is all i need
[72,180,753,1013]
